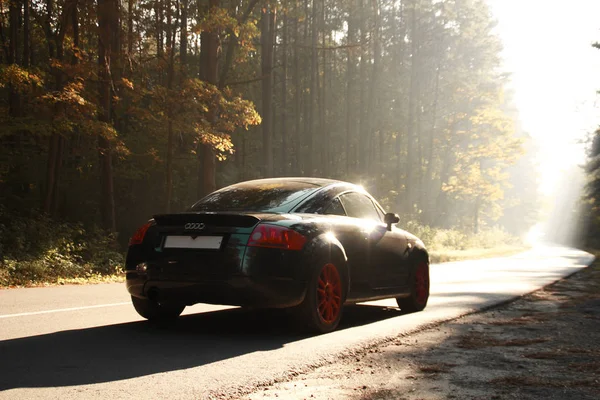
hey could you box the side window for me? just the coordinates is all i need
[323,197,346,216]
[339,193,381,221]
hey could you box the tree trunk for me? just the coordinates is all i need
[260,6,275,177]
[23,0,29,67]
[166,0,172,53]
[301,0,310,175]
[0,12,9,63]
[8,0,18,64]
[394,0,406,191]
[405,0,418,214]
[197,0,219,198]
[345,0,357,175]
[166,119,174,212]
[308,0,317,176]
[43,134,59,214]
[165,9,176,213]
[320,4,328,176]
[218,0,260,88]
[358,0,368,173]
[368,0,381,178]
[97,0,118,232]
[71,0,79,64]
[127,0,134,56]
[292,7,301,174]
[156,0,163,59]
[435,118,456,227]
[422,58,441,224]
[8,0,20,117]
[331,41,337,173]
[280,10,288,176]
[180,0,188,68]
[41,0,76,215]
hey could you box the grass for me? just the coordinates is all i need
[405,223,529,263]
[429,245,528,264]
[1,272,125,289]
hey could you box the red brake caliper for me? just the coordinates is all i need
[415,262,429,304]
[317,264,342,323]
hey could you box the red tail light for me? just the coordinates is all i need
[129,222,152,246]
[247,224,307,250]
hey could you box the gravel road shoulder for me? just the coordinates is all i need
[243,261,600,400]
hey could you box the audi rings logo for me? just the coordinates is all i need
[184,222,205,230]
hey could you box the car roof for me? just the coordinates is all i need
[232,177,353,188]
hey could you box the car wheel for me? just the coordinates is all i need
[131,295,185,322]
[396,260,429,312]
[297,261,345,333]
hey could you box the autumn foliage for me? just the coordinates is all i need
[0,0,535,284]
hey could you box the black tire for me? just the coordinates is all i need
[131,295,185,322]
[296,260,346,334]
[396,259,430,312]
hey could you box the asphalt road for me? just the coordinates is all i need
[0,246,594,399]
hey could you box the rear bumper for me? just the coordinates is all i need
[126,273,307,308]
[125,241,315,308]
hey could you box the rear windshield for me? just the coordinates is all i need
[190,182,320,212]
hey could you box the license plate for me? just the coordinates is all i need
[163,235,223,249]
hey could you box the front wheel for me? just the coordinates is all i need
[396,260,430,312]
[297,262,345,334]
[131,295,185,322]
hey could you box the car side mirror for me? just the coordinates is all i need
[384,212,400,231]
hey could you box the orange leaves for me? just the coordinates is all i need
[126,77,260,161]
[121,78,134,90]
[195,6,238,34]
[0,65,43,93]
[196,132,235,161]
[181,78,260,159]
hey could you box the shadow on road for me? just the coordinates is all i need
[0,304,403,390]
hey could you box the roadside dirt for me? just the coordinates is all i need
[243,262,600,400]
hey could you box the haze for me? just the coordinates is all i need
[491,0,600,196]
[1,0,599,286]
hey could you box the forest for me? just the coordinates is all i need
[0,0,536,284]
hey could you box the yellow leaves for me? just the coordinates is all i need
[38,80,96,120]
[128,77,260,161]
[444,101,521,207]
[197,130,235,161]
[114,140,132,158]
[0,65,43,93]
[95,121,118,141]
[470,106,514,136]
[121,78,134,90]
[196,7,238,34]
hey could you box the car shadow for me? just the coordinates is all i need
[0,304,403,390]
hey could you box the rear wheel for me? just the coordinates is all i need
[131,295,185,322]
[396,260,430,312]
[297,262,345,333]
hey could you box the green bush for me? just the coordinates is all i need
[401,219,519,251]
[0,205,124,286]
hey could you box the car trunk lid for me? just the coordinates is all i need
[146,212,262,280]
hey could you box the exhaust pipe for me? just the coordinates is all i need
[147,287,160,303]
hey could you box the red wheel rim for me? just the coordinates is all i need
[316,263,342,324]
[415,262,430,305]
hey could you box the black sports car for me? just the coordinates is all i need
[125,178,430,333]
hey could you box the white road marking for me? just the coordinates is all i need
[0,302,131,319]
